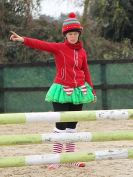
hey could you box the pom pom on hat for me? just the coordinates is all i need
[67,12,76,18]
[62,12,83,34]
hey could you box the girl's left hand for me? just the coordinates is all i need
[92,95,97,103]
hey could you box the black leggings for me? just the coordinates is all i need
[52,102,83,130]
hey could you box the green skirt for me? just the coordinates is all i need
[45,82,94,104]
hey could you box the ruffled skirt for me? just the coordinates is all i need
[45,82,94,104]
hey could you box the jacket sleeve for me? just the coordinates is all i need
[23,37,59,54]
[82,51,96,96]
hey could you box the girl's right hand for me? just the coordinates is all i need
[10,31,24,42]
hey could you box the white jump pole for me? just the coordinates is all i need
[0,148,133,168]
[0,130,133,145]
[0,109,133,124]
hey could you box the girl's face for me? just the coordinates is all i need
[66,31,80,44]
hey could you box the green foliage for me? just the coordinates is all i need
[81,26,133,60]
[80,17,133,60]
[3,18,63,63]
[90,37,133,60]
[1,0,133,63]
[89,0,133,42]
[0,0,41,63]
[0,0,40,39]
[80,0,133,60]
[23,19,63,63]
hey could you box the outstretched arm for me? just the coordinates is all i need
[10,31,59,53]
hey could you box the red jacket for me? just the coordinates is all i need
[24,37,96,95]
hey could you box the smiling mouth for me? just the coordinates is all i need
[70,39,76,42]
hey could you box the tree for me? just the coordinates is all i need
[89,0,133,42]
[0,0,40,63]
[0,0,40,38]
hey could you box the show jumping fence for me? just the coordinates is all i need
[0,109,133,124]
[0,131,133,146]
[0,149,133,168]
[0,109,133,168]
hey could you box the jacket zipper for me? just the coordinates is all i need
[73,49,78,86]
[61,67,64,80]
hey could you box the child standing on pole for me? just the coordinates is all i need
[10,12,97,169]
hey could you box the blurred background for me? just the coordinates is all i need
[0,0,133,112]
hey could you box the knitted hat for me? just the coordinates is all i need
[62,12,83,34]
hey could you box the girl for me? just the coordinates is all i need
[10,12,97,169]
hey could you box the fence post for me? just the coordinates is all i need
[101,62,108,109]
[0,66,4,113]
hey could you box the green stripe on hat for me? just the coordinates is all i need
[64,18,78,21]
[63,21,80,25]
